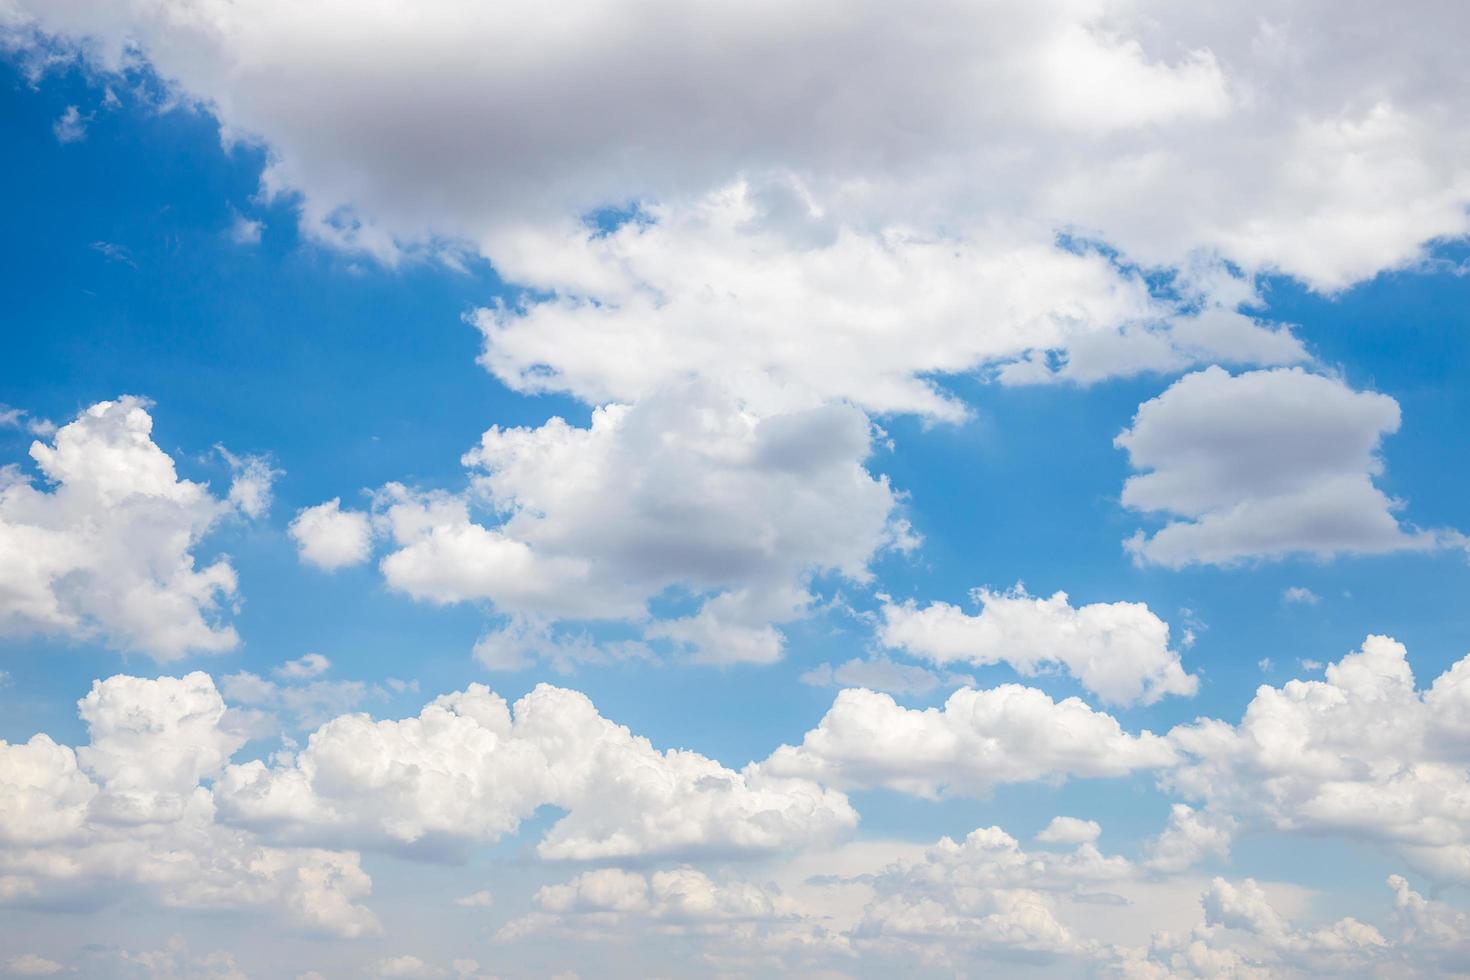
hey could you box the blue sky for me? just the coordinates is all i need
[4,5,1470,977]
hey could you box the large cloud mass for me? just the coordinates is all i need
[217,680,857,860]
[12,0,1470,412]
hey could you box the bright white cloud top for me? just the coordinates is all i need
[0,398,258,659]
[3,0,1470,976]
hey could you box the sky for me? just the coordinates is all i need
[2,2,1470,977]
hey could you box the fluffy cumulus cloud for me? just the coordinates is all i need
[478,820,1470,976]
[475,202,1304,418]
[1117,367,1455,567]
[289,497,373,571]
[1103,874,1470,978]
[763,685,1176,799]
[0,397,259,659]
[1165,635,1470,883]
[0,673,378,937]
[215,681,856,861]
[377,383,908,664]
[12,665,1470,974]
[495,866,805,946]
[850,824,1138,966]
[879,586,1197,706]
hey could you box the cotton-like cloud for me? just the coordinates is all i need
[289,497,373,571]
[475,202,1303,418]
[219,447,280,519]
[215,681,856,861]
[378,383,908,664]
[1117,367,1454,567]
[497,866,796,944]
[763,685,1176,799]
[1142,804,1235,874]
[51,104,87,143]
[849,824,1142,966]
[0,397,254,659]
[104,937,253,980]
[1036,816,1102,846]
[0,673,379,938]
[879,587,1197,706]
[1165,635,1470,883]
[275,652,331,680]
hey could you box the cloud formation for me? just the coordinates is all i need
[764,685,1176,798]
[1117,367,1453,566]
[880,586,1197,706]
[376,383,909,663]
[1167,634,1470,882]
[0,673,378,937]
[0,397,256,659]
[216,681,856,861]
[17,0,1470,414]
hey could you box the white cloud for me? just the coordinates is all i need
[470,617,652,673]
[1389,874,1470,973]
[17,1,1470,420]
[0,396,253,659]
[454,890,493,908]
[497,865,796,945]
[220,668,380,730]
[219,447,280,519]
[879,586,1197,706]
[1143,804,1235,874]
[1115,876,1394,978]
[492,863,862,970]
[1283,586,1321,605]
[474,199,1297,418]
[14,0,1468,303]
[1117,367,1454,567]
[764,685,1176,799]
[229,212,264,245]
[0,673,379,938]
[379,383,907,663]
[368,956,443,979]
[850,824,1138,966]
[20,3,1470,431]
[289,497,373,571]
[798,656,973,697]
[51,104,87,143]
[3,953,63,976]
[275,652,330,679]
[1036,816,1102,846]
[215,681,856,861]
[0,404,56,438]
[1166,635,1470,883]
[108,937,252,980]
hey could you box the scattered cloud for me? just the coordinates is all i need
[0,397,256,659]
[290,497,373,571]
[879,586,1197,706]
[1118,367,1456,567]
[1283,586,1321,605]
[51,104,88,143]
